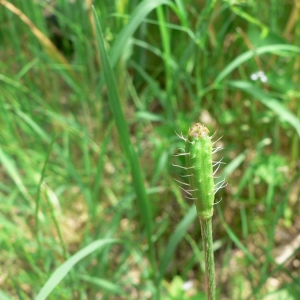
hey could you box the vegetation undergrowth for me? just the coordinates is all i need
[0,0,300,299]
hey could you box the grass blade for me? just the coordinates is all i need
[217,206,257,264]
[228,80,300,136]
[93,5,158,283]
[35,239,120,300]
[0,0,69,66]
[0,290,13,300]
[214,44,300,84]
[0,147,32,203]
[159,206,197,280]
[109,0,173,67]
[79,275,127,297]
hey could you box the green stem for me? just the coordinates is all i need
[199,217,216,300]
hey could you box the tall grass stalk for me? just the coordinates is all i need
[93,6,161,298]
[200,219,215,300]
[177,123,222,299]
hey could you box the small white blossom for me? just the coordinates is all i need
[250,70,268,82]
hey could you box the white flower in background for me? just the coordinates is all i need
[250,71,268,82]
[182,280,193,291]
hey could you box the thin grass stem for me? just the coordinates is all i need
[200,218,216,300]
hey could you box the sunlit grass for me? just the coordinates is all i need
[0,0,300,299]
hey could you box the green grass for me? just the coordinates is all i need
[1,0,300,299]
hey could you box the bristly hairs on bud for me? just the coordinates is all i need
[173,123,226,300]
[173,123,226,219]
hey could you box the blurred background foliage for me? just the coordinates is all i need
[0,0,300,299]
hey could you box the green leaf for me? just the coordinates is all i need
[93,6,157,275]
[80,275,127,297]
[217,206,257,264]
[35,239,120,300]
[109,0,173,67]
[0,147,31,203]
[159,206,197,280]
[0,290,13,300]
[214,44,300,84]
[228,80,300,137]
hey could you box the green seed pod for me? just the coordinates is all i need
[185,123,214,220]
